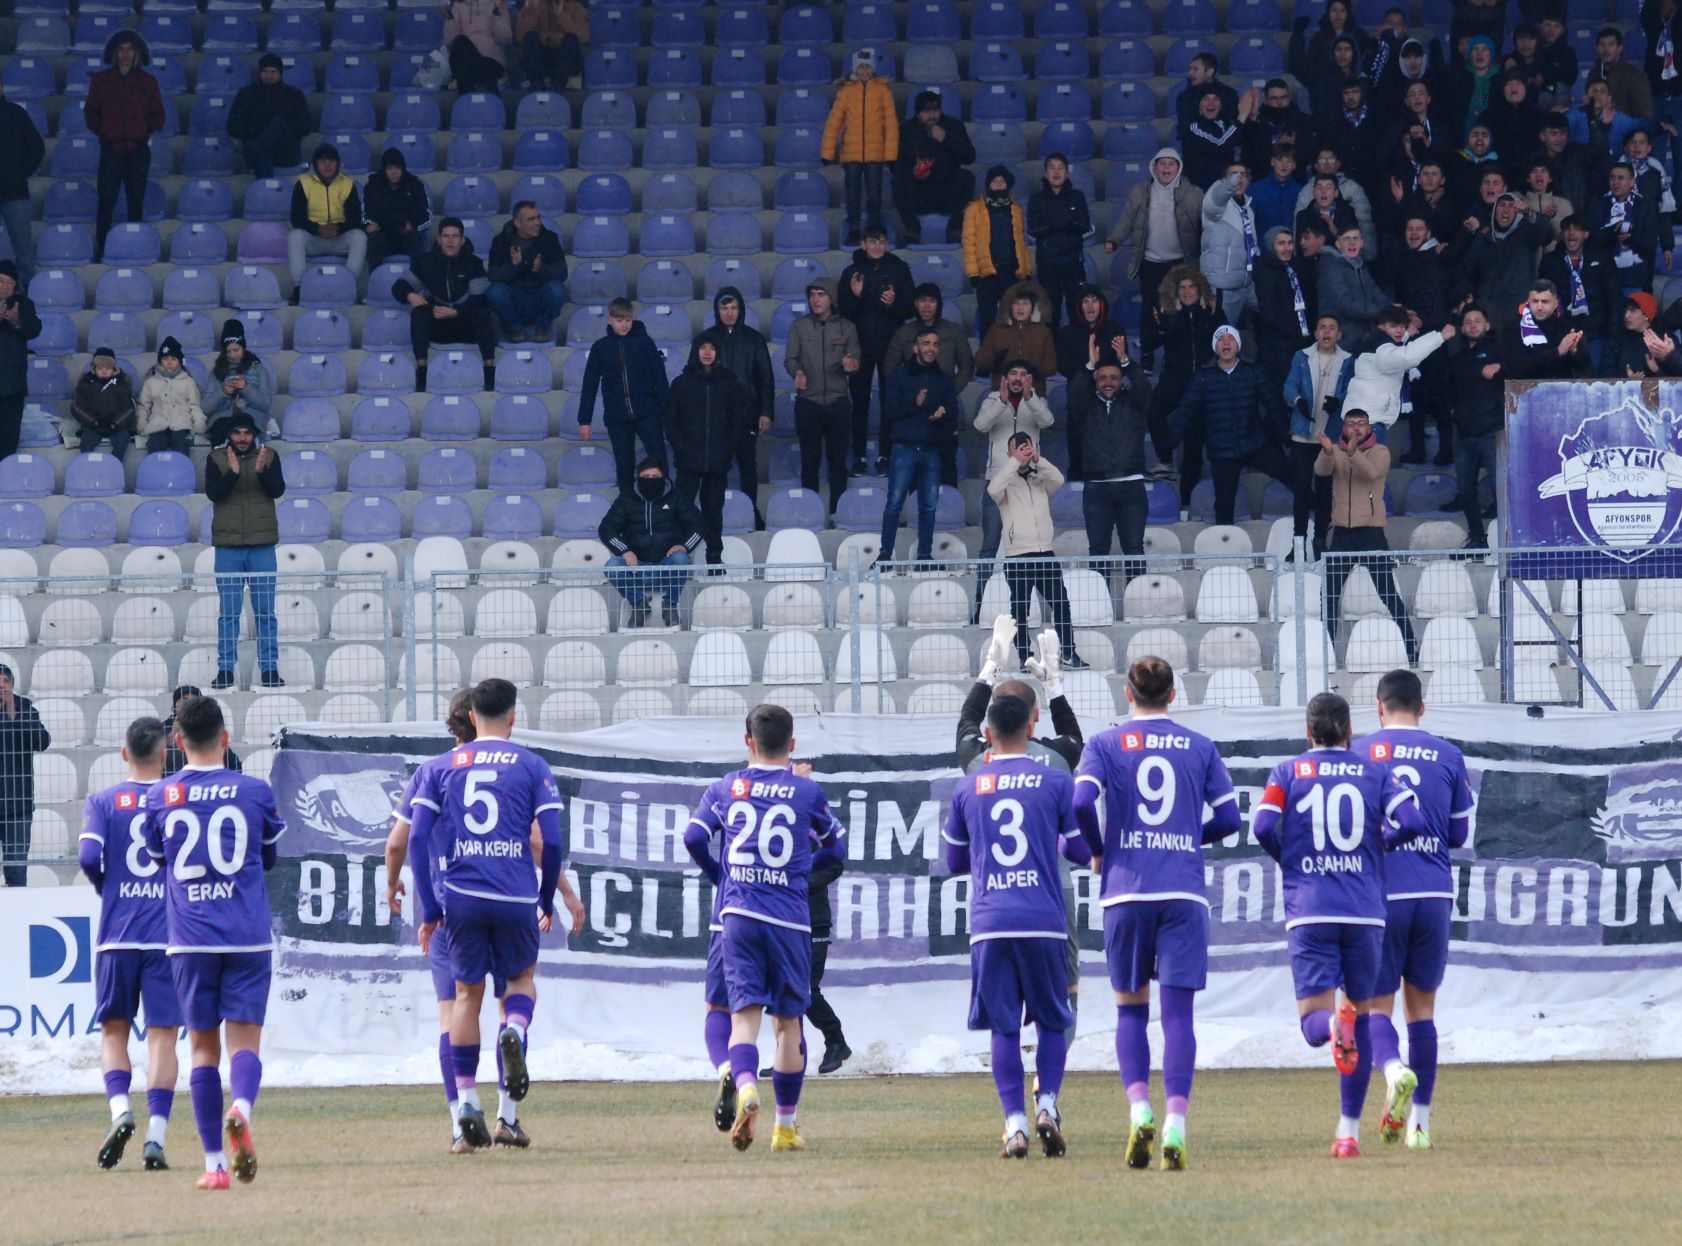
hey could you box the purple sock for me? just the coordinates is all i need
[438,1032,457,1103]
[146,1088,173,1120]
[1370,1012,1402,1070]
[452,1041,481,1093]
[1408,1019,1439,1106]
[990,1031,1026,1121]
[1034,1028,1068,1100]
[503,992,534,1032]
[1159,985,1197,1112]
[704,1011,731,1068]
[229,1050,261,1110]
[1115,1003,1151,1103]
[771,1068,804,1115]
[188,1066,222,1155]
[103,1069,132,1103]
[1301,1009,1333,1048]
[729,1042,759,1091]
[1339,1014,1373,1120]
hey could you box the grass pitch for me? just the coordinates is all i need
[1,1062,1673,1246]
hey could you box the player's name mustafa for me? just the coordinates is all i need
[728,864,791,886]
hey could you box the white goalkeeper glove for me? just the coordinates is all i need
[978,613,1017,684]
[1023,628,1062,698]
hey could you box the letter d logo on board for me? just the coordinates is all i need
[28,917,92,984]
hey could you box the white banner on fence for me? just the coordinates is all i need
[5,705,1682,1096]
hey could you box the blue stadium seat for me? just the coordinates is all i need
[559,446,617,487]
[235,221,289,265]
[44,180,97,224]
[907,252,966,295]
[576,174,634,216]
[178,179,236,222]
[702,127,762,172]
[26,356,71,398]
[642,172,699,214]
[155,309,214,354]
[509,174,566,217]
[283,450,339,497]
[715,7,771,47]
[195,58,250,98]
[1036,42,1090,81]
[713,48,768,87]
[331,10,386,52]
[908,1,963,41]
[268,12,322,52]
[771,171,826,214]
[72,13,121,53]
[772,257,827,299]
[424,353,485,399]
[408,495,473,539]
[322,94,377,135]
[385,130,438,174]
[972,44,1026,83]
[340,497,403,544]
[768,488,827,531]
[421,395,482,439]
[30,312,77,355]
[491,394,551,441]
[147,134,178,179]
[182,137,237,178]
[702,211,761,254]
[88,311,147,355]
[64,57,105,100]
[969,85,1027,124]
[1038,83,1094,121]
[481,494,542,541]
[1163,0,1217,35]
[1106,124,1162,162]
[28,270,84,311]
[324,56,380,95]
[570,261,628,305]
[1164,38,1218,74]
[648,48,703,89]
[577,130,635,171]
[58,500,119,548]
[511,130,570,173]
[416,448,476,495]
[566,305,609,346]
[63,452,124,498]
[322,134,373,177]
[1040,120,1097,162]
[447,132,503,174]
[0,454,54,499]
[289,354,350,400]
[441,176,500,219]
[1102,81,1159,123]
[162,267,220,311]
[387,93,441,132]
[101,223,162,266]
[771,90,827,129]
[496,350,552,395]
[647,91,702,128]
[780,6,834,44]
[276,498,332,545]
[713,91,768,127]
[842,3,895,42]
[571,216,632,259]
[777,48,834,85]
[643,128,699,170]
[643,303,694,345]
[704,171,763,213]
[580,91,636,130]
[49,137,98,180]
[584,49,638,90]
[350,397,411,442]
[345,448,405,495]
[294,309,353,353]
[134,452,196,498]
[394,9,443,52]
[0,501,46,548]
[280,57,317,93]
[774,126,824,168]
[635,261,693,302]
[773,213,829,255]
[1230,38,1286,74]
[451,92,507,131]
[489,447,547,491]
[169,223,229,267]
[902,45,960,84]
[1099,1,1155,36]
[972,123,1028,165]
[1228,0,1285,33]
[136,13,192,55]
[95,268,154,311]
[357,309,408,351]
[3,59,55,100]
[1036,1,1090,36]
[514,92,572,132]
[357,352,415,396]
[591,6,642,47]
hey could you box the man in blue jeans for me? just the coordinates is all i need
[485,201,569,344]
[598,458,703,629]
[204,413,286,689]
[878,328,959,567]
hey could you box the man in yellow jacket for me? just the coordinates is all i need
[822,49,898,248]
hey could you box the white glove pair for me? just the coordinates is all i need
[978,613,1018,684]
[1023,628,1062,697]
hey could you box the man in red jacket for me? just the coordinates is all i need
[85,32,165,261]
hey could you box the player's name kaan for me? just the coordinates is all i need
[116,881,164,900]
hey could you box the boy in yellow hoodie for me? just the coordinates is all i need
[821,49,898,248]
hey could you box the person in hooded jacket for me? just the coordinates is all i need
[287,142,368,284]
[363,146,432,268]
[1107,148,1204,359]
[1057,284,1128,479]
[1321,76,1386,199]
[1026,154,1092,331]
[689,288,774,528]
[598,458,702,629]
[1150,265,1221,495]
[1290,1,1377,91]
[71,347,136,457]
[1242,81,1318,179]
[0,259,40,461]
[878,326,961,566]
[1183,89,1246,191]
[1306,36,1369,127]
[1384,79,1450,189]
[882,284,974,486]
[785,278,861,515]
[227,53,311,180]
[665,332,749,567]
[1172,325,1292,526]
[579,297,673,494]
[1392,217,1458,463]
[1317,223,1394,346]
[837,225,916,474]
[1253,226,1318,391]
[976,282,1059,390]
[962,165,1033,337]
[894,90,976,245]
[392,217,497,393]
[136,337,206,455]
[86,31,165,261]
[203,319,274,448]
[1452,193,1541,332]
[1480,73,1547,168]
[1539,214,1623,356]
[1374,36,1447,123]
[1447,35,1504,142]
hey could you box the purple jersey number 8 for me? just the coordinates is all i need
[123,813,159,880]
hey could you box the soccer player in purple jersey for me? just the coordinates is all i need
[1073,657,1240,1171]
[1354,669,1475,1150]
[80,716,180,1172]
[684,705,846,1153]
[1251,692,1425,1158]
[944,693,1092,1159]
[142,696,285,1190]
[409,678,567,1151]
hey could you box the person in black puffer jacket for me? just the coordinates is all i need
[390,217,496,392]
[837,225,916,472]
[1447,304,1505,548]
[363,146,433,267]
[688,287,774,529]
[1079,360,1155,575]
[664,333,748,566]
[1252,226,1317,392]
[1026,153,1092,330]
[1150,265,1221,504]
[598,460,703,628]
[0,88,45,287]
[227,53,312,180]
[1171,324,1292,525]
[1057,284,1128,480]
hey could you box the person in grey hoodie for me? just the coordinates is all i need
[784,278,861,515]
[1315,222,1392,347]
[1107,148,1204,358]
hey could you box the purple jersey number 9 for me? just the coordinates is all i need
[726,801,796,867]
[166,806,250,878]
[1135,756,1177,825]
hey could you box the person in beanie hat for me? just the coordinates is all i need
[287,142,368,286]
[821,48,898,247]
[227,52,312,180]
[893,89,976,244]
[205,319,275,447]
[85,31,164,260]
[137,336,206,455]
[72,346,136,457]
[0,257,41,461]
[784,278,862,514]
[963,166,1033,336]
[206,410,287,689]
[1171,324,1292,526]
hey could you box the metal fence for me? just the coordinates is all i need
[5,542,1682,873]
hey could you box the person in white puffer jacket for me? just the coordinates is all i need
[135,336,205,454]
[1335,305,1454,440]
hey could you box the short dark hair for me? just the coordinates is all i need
[1418,158,1445,175]
[915,326,941,343]
[1626,126,1653,145]
[471,677,518,721]
[608,297,634,317]
[1376,304,1410,328]
[1376,669,1424,714]
[1598,26,1623,43]
[437,216,465,235]
[172,684,201,707]
[446,688,476,744]
[126,716,169,764]
[1315,312,1342,328]
[175,696,226,751]
[1529,277,1559,298]
[1560,213,1590,233]
[1270,143,1297,162]
[635,455,664,476]
[1043,152,1069,168]
[861,223,888,241]
[985,693,1034,742]
[1127,657,1175,711]
[1264,77,1291,94]
[746,703,795,755]
[1191,52,1218,72]
[1313,173,1340,188]
[511,199,538,216]
[1306,692,1352,748]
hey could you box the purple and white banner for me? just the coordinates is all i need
[1505,380,1682,577]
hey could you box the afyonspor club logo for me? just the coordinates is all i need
[1538,400,1682,562]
